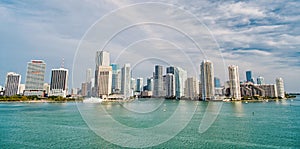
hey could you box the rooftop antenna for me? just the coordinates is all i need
[61,58,65,68]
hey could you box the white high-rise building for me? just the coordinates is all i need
[257,76,264,85]
[95,51,112,98]
[185,77,198,100]
[164,73,175,98]
[146,77,154,91]
[276,78,285,98]
[50,68,68,97]
[166,66,187,99]
[153,65,163,97]
[136,78,144,92]
[228,65,241,100]
[24,60,46,96]
[200,60,215,100]
[4,72,21,96]
[86,68,92,83]
[121,64,131,99]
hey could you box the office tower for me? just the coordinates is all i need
[50,68,68,97]
[200,60,215,100]
[276,78,285,98]
[95,51,110,67]
[131,78,136,93]
[228,65,241,100]
[111,64,121,93]
[153,65,163,97]
[4,72,21,96]
[86,68,92,83]
[24,60,46,96]
[257,76,264,85]
[166,66,187,99]
[214,77,221,88]
[164,73,175,98]
[81,82,88,97]
[185,77,198,100]
[121,64,131,99]
[95,51,112,98]
[246,70,254,83]
[136,78,143,92]
[146,77,154,91]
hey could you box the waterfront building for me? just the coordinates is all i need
[185,77,198,100]
[246,70,254,83]
[164,73,175,98]
[228,65,241,100]
[240,83,265,97]
[111,64,121,93]
[121,64,131,99]
[4,72,21,96]
[200,60,215,100]
[136,78,143,92]
[81,82,88,97]
[18,84,25,95]
[259,84,277,98]
[24,60,46,96]
[86,68,92,97]
[153,65,163,97]
[166,66,187,99]
[43,83,50,95]
[276,78,285,98]
[94,51,112,98]
[257,76,264,85]
[50,68,68,97]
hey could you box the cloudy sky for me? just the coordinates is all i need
[0,0,299,92]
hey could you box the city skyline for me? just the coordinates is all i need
[0,1,299,92]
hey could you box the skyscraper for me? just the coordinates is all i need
[94,51,112,98]
[257,76,264,85]
[200,60,215,100]
[50,68,68,97]
[246,70,254,83]
[121,64,131,99]
[276,78,285,98]
[153,65,163,97]
[164,73,175,98]
[228,65,241,100]
[86,68,92,97]
[146,77,154,91]
[4,72,21,96]
[166,66,187,99]
[136,78,143,92]
[111,64,121,93]
[185,77,198,100]
[214,77,221,88]
[86,68,92,83]
[24,60,46,96]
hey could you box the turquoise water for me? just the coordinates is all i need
[0,97,299,148]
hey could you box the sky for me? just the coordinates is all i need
[0,0,299,92]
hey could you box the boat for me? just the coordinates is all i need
[83,97,103,103]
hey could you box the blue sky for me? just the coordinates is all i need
[0,0,299,92]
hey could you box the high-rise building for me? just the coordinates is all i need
[246,70,254,83]
[121,64,131,99]
[18,84,25,95]
[94,51,112,98]
[164,73,175,98]
[276,78,285,98]
[136,78,143,92]
[24,60,46,96]
[86,68,92,83]
[257,76,264,85]
[4,72,21,96]
[259,84,277,98]
[146,77,154,91]
[228,65,241,100]
[153,65,163,97]
[166,66,187,99]
[200,60,215,100]
[185,77,198,100]
[214,77,221,88]
[111,64,121,93]
[50,68,68,97]
[81,82,88,97]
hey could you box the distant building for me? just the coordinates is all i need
[166,66,187,99]
[257,76,264,85]
[185,77,198,100]
[121,64,131,99]
[43,83,50,95]
[214,77,221,88]
[146,77,154,91]
[4,72,21,96]
[24,60,46,96]
[50,68,68,97]
[164,73,175,98]
[246,70,254,83]
[18,84,25,95]
[200,60,215,100]
[81,82,88,97]
[228,65,241,100]
[276,78,285,98]
[153,65,163,97]
[136,78,143,92]
[259,84,277,98]
[111,64,121,93]
[86,68,92,97]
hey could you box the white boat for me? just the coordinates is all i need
[83,97,103,103]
